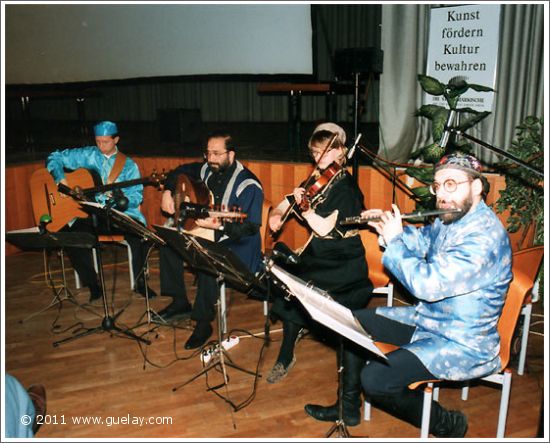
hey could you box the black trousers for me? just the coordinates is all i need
[61,217,150,289]
[353,308,435,396]
[159,245,220,322]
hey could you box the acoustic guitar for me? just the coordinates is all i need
[30,168,165,232]
[171,173,247,241]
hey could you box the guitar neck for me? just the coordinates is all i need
[82,177,149,195]
[57,183,90,201]
[207,210,246,220]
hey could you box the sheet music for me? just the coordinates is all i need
[79,201,165,245]
[270,264,387,359]
[6,226,40,234]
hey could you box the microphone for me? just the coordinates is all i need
[271,242,300,266]
[39,214,52,234]
[438,109,457,149]
[106,190,129,211]
[346,133,362,160]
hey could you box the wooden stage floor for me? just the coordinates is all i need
[3,249,544,439]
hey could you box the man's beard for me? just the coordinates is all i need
[209,158,230,173]
[437,195,473,224]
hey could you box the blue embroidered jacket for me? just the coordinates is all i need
[165,160,264,273]
[46,146,145,225]
[377,201,512,380]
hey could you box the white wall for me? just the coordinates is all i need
[5,4,313,84]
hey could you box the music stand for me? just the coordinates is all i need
[79,201,167,327]
[6,227,100,322]
[154,226,261,394]
[268,261,386,438]
[50,203,154,347]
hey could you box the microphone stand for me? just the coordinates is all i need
[450,129,544,177]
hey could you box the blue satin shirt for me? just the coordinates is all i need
[46,146,146,225]
[377,201,512,380]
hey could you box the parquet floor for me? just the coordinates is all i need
[3,249,545,439]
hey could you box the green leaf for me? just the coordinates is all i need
[416,104,446,120]
[418,74,445,95]
[468,83,494,92]
[423,142,446,163]
[405,167,434,184]
[456,107,480,114]
[456,111,491,131]
[431,109,448,141]
[411,185,433,200]
[447,78,469,98]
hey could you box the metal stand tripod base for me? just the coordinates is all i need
[172,349,257,392]
[173,279,256,394]
[326,420,351,438]
[52,237,151,348]
[21,249,99,323]
[20,290,81,323]
[53,312,151,347]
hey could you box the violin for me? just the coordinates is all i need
[298,161,343,211]
[271,134,339,238]
[270,133,362,239]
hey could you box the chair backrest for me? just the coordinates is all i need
[359,229,391,288]
[497,246,544,368]
[260,199,273,254]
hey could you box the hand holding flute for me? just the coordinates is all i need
[362,204,404,245]
[346,206,463,245]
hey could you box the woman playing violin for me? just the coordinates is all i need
[267,123,373,427]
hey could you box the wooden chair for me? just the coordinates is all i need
[511,246,544,375]
[359,229,394,307]
[74,235,135,290]
[363,245,544,438]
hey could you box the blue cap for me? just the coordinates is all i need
[94,121,118,136]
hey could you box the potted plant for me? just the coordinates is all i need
[495,115,544,299]
[405,74,494,211]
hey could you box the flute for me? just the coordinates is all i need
[340,208,463,226]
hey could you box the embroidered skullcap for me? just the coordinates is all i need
[94,121,118,136]
[435,152,483,178]
[309,122,347,147]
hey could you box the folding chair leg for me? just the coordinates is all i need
[364,399,371,421]
[461,384,470,401]
[518,303,532,375]
[121,240,135,290]
[420,384,434,438]
[74,270,82,289]
[387,284,394,307]
[496,370,512,438]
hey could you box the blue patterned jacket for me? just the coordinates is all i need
[46,146,145,225]
[377,201,512,380]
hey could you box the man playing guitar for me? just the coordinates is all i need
[45,120,156,302]
[156,129,264,350]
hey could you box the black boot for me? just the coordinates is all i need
[184,320,213,349]
[429,405,468,438]
[304,347,364,426]
[370,390,468,438]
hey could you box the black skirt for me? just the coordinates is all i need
[271,234,373,326]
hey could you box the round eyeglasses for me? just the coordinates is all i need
[429,179,472,195]
[203,150,228,159]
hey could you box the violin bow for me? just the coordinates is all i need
[274,133,339,232]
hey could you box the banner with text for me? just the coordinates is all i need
[426,4,501,111]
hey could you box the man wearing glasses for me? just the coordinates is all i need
[156,130,264,349]
[347,152,512,437]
